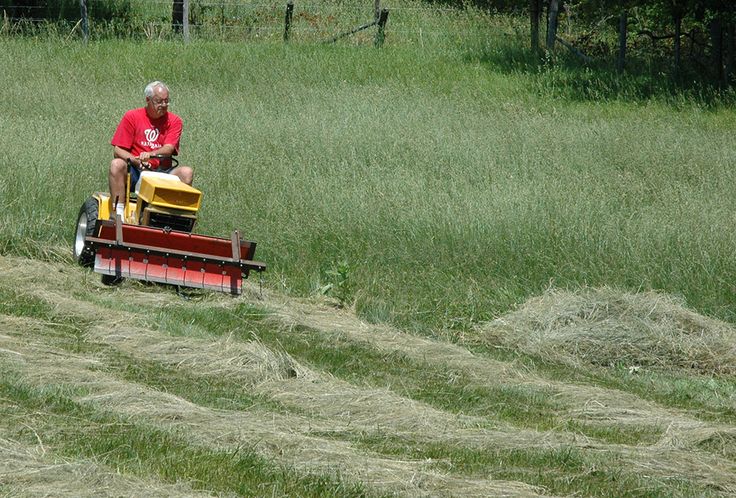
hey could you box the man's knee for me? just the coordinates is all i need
[175,166,194,185]
[110,158,126,177]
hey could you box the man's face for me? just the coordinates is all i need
[145,86,170,119]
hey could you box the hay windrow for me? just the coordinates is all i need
[0,436,208,497]
[696,430,736,461]
[483,286,736,375]
[89,324,310,385]
[3,256,736,494]
[3,257,728,446]
[255,286,736,447]
[0,327,546,497]
[4,312,736,495]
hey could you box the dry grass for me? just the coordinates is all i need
[0,325,544,497]
[2,255,736,495]
[0,435,208,497]
[483,286,736,375]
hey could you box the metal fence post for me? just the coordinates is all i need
[284,1,294,42]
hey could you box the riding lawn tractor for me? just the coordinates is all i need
[73,156,265,294]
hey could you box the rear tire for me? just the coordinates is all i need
[73,197,99,268]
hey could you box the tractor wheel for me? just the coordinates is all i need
[101,274,124,286]
[73,197,99,268]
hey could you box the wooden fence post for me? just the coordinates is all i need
[374,8,388,47]
[79,0,88,43]
[546,0,559,51]
[284,1,294,42]
[726,23,734,86]
[674,11,682,78]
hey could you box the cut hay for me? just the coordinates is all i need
[3,256,736,495]
[0,436,208,497]
[483,286,736,375]
[0,331,546,498]
[88,324,309,386]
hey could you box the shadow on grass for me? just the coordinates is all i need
[463,38,736,107]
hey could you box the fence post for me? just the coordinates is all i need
[546,0,559,50]
[284,1,294,42]
[183,0,190,43]
[374,8,388,47]
[79,0,88,44]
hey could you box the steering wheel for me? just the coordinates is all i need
[128,154,179,171]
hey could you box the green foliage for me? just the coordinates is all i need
[316,259,354,307]
[0,0,132,21]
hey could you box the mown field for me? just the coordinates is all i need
[1,3,736,496]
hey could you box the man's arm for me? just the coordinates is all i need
[115,145,177,168]
[113,145,144,169]
[138,144,177,167]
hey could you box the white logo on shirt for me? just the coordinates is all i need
[144,128,160,142]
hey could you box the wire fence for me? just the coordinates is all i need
[0,0,498,46]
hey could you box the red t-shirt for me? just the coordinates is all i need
[111,108,182,169]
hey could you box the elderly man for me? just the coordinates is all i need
[109,81,194,218]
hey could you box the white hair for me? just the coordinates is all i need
[144,81,168,98]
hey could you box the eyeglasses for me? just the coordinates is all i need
[150,98,170,107]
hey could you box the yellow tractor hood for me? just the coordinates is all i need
[137,173,202,212]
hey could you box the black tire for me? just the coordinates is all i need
[101,274,124,286]
[73,197,99,268]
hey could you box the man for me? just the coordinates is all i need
[109,81,194,219]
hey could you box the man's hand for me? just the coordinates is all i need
[138,151,151,168]
[126,156,144,171]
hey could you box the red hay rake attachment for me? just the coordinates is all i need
[86,216,266,295]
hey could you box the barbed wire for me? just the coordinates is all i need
[122,0,455,8]
[1,0,510,44]
[1,0,462,16]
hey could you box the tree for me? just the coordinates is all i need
[530,0,541,53]
[546,0,560,50]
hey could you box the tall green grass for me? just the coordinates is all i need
[1,7,735,333]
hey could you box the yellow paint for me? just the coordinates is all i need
[94,173,202,224]
[137,175,202,212]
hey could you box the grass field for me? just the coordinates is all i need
[1,4,736,496]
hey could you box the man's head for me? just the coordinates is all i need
[144,81,170,119]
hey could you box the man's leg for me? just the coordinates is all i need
[109,158,127,214]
